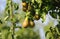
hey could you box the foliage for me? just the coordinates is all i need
[0,0,60,39]
[15,28,40,39]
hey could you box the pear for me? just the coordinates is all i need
[34,14,40,20]
[22,7,27,12]
[22,2,27,7]
[30,20,35,27]
[22,17,29,28]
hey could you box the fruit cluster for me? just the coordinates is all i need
[22,0,60,28]
[22,0,41,28]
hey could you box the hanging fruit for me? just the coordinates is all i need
[22,17,30,28]
[22,7,27,12]
[22,1,28,12]
[34,9,40,20]
[28,15,35,27]
[22,2,27,7]
[34,14,40,20]
[29,20,35,27]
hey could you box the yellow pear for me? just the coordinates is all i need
[22,2,27,7]
[22,17,29,28]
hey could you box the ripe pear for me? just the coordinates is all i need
[22,17,29,28]
[30,20,35,27]
[22,2,27,7]
[34,14,40,20]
